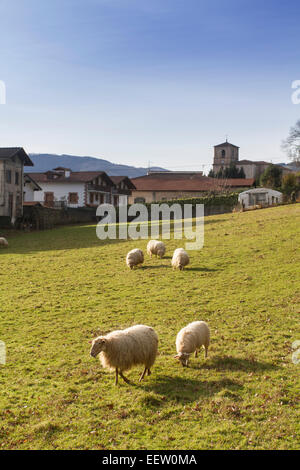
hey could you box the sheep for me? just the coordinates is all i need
[90,325,159,385]
[174,321,210,367]
[171,248,189,270]
[147,240,166,258]
[0,237,8,248]
[126,248,144,269]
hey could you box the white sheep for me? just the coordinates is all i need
[174,321,210,367]
[147,240,166,258]
[90,325,159,385]
[126,248,144,269]
[171,248,189,270]
[0,237,8,248]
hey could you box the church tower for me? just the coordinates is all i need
[213,140,239,174]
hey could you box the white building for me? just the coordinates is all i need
[25,168,134,208]
[238,188,283,209]
[23,174,42,202]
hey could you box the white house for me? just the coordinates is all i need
[23,174,42,202]
[25,168,135,208]
[238,188,283,209]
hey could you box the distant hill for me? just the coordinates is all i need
[278,162,300,172]
[28,153,167,178]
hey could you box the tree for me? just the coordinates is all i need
[281,173,298,196]
[208,169,215,178]
[260,164,282,188]
[282,119,300,163]
[238,167,246,178]
[223,163,240,178]
[216,168,224,178]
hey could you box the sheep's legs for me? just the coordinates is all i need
[119,371,131,384]
[194,350,198,358]
[205,346,208,358]
[139,367,147,382]
[147,368,151,376]
[115,368,119,385]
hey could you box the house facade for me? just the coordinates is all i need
[129,171,254,203]
[0,147,33,224]
[110,176,136,206]
[25,168,135,208]
[23,174,42,202]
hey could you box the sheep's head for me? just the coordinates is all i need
[174,352,190,367]
[90,337,107,357]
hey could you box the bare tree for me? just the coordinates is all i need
[282,120,300,163]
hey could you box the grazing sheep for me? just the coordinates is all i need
[90,325,159,385]
[171,248,189,270]
[126,248,144,269]
[174,321,210,367]
[147,240,166,258]
[0,237,8,248]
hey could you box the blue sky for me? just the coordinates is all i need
[0,0,300,171]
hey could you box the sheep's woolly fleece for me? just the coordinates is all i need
[91,325,159,373]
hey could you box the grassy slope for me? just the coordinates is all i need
[0,204,299,450]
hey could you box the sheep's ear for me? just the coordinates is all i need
[88,340,92,344]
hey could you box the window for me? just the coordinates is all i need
[68,193,79,204]
[221,150,226,158]
[6,170,12,184]
[15,172,19,185]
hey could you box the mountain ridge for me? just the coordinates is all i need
[28,153,167,178]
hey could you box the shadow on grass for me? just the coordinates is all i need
[200,355,279,372]
[141,375,243,404]
[1,224,130,254]
[141,265,170,270]
[2,215,229,254]
[187,267,220,272]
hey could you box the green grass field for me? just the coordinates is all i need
[0,204,299,450]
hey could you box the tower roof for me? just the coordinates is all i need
[214,142,239,148]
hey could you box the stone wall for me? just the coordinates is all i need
[21,205,97,230]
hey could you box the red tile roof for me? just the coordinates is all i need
[110,175,136,189]
[238,160,270,165]
[131,174,254,191]
[27,171,114,185]
[225,178,255,187]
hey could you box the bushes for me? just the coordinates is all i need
[260,164,282,188]
[152,193,239,208]
[281,173,299,198]
[115,193,239,221]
